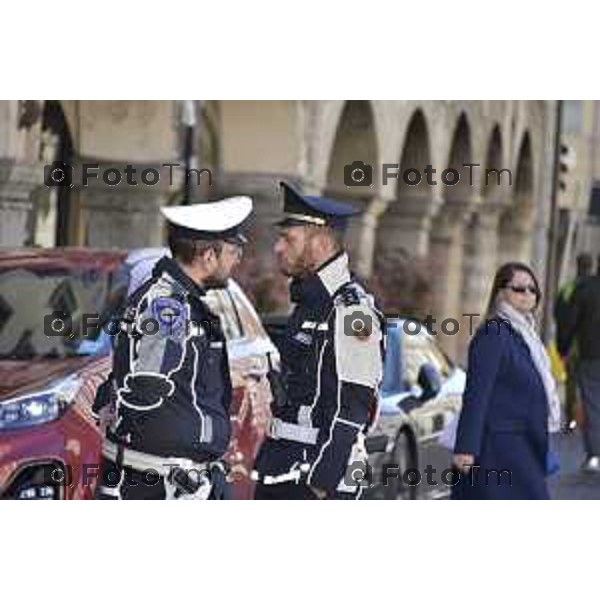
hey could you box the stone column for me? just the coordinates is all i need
[0,161,45,248]
[497,218,533,268]
[428,206,471,359]
[375,195,435,259]
[74,160,179,248]
[462,208,502,313]
[456,207,502,362]
[345,197,387,278]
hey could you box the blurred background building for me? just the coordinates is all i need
[555,101,600,283]
[0,100,597,361]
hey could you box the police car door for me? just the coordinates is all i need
[400,330,454,495]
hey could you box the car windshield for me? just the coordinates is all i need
[402,331,453,388]
[0,263,127,360]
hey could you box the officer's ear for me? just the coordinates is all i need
[193,241,222,267]
[310,225,340,255]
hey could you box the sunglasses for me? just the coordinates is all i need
[505,284,538,295]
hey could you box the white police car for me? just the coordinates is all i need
[364,318,466,500]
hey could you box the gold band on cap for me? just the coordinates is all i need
[283,212,327,226]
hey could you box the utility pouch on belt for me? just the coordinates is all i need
[165,467,212,500]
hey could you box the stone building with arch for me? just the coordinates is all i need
[0,100,557,359]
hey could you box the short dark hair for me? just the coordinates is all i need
[167,228,222,265]
[485,262,542,318]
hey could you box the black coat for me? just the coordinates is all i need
[556,275,600,360]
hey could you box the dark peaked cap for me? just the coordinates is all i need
[276,181,360,230]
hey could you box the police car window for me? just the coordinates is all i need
[0,266,114,359]
[402,332,451,388]
[380,324,404,394]
[402,334,431,389]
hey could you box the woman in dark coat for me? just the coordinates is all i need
[452,262,560,500]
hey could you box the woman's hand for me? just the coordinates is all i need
[453,453,475,473]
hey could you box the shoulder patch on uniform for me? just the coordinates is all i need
[336,283,364,307]
[293,331,314,346]
[151,296,186,337]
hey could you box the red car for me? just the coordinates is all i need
[0,249,276,499]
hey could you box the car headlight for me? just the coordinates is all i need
[0,377,81,431]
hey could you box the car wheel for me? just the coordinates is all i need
[384,429,418,500]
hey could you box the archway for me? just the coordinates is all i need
[325,100,379,275]
[370,110,434,314]
[375,109,434,260]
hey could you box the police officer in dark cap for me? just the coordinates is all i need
[94,196,253,499]
[252,182,385,499]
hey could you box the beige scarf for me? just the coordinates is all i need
[495,301,561,433]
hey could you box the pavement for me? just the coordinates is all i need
[549,429,600,499]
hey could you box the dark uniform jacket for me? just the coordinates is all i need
[97,257,232,463]
[556,274,600,361]
[253,252,385,494]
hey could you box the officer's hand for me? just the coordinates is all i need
[453,453,475,473]
[309,485,327,500]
